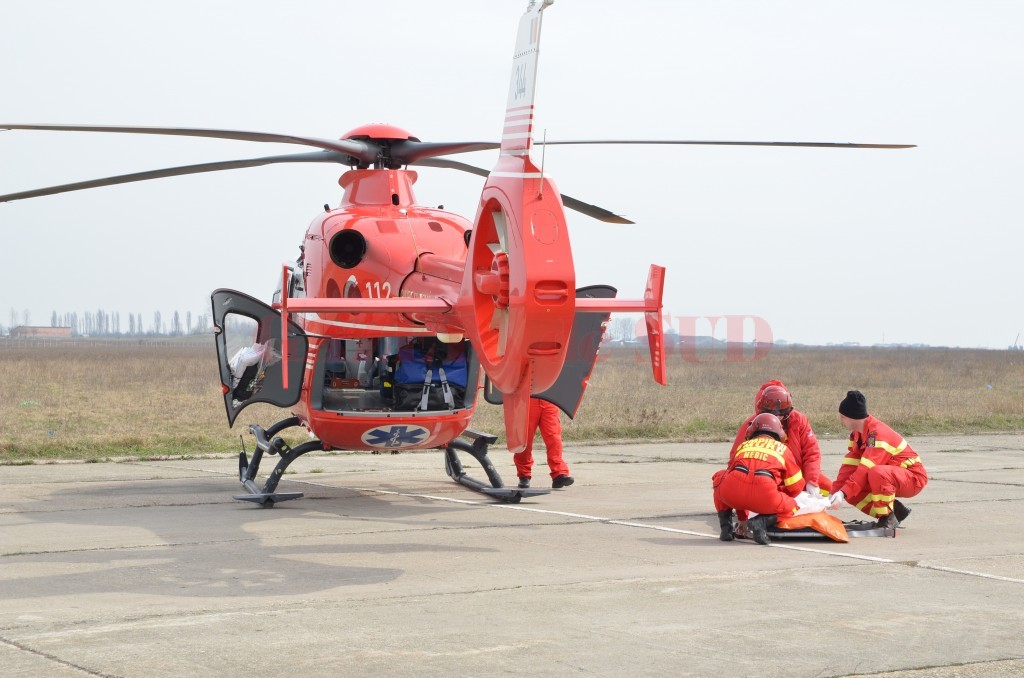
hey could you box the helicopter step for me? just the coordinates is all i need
[445,430,550,504]
[234,416,317,508]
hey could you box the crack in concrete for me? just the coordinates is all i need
[0,635,120,677]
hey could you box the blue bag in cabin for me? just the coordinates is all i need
[392,339,468,410]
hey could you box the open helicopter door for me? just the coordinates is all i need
[211,289,309,426]
[485,285,616,418]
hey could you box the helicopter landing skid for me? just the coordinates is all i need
[234,417,321,508]
[445,431,551,504]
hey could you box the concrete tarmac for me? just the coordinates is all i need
[2,433,1023,677]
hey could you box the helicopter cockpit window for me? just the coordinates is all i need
[211,289,308,426]
[227,334,281,404]
[222,312,285,405]
[271,265,304,306]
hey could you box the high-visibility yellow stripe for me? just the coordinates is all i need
[784,470,804,486]
[856,493,894,513]
[901,456,921,468]
[842,458,860,466]
[847,440,855,450]
[860,458,876,469]
[878,439,908,455]
[739,441,787,465]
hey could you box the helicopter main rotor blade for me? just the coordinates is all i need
[559,195,633,225]
[0,150,348,203]
[411,157,634,224]
[537,139,916,149]
[390,140,500,164]
[0,123,380,163]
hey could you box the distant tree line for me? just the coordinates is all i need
[1,307,211,337]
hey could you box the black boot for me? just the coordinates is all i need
[717,510,735,541]
[875,513,898,530]
[750,514,777,545]
[893,500,911,524]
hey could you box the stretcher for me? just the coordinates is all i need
[734,512,897,543]
[769,520,896,540]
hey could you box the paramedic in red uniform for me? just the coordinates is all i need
[713,413,806,545]
[729,380,831,496]
[514,398,574,489]
[829,390,927,528]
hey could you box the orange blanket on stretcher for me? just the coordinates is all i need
[777,511,849,543]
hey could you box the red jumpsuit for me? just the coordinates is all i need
[729,380,832,493]
[713,437,806,520]
[513,399,570,480]
[833,415,927,519]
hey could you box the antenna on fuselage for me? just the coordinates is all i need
[538,129,547,200]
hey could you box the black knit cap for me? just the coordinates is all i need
[839,390,868,419]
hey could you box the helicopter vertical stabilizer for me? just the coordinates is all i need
[459,0,573,453]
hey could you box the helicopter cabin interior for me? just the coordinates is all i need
[309,335,479,415]
[213,289,480,425]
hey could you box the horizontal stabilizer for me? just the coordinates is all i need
[575,264,667,386]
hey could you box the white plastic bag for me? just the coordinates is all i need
[794,490,831,516]
[228,342,281,388]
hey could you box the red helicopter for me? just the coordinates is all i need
[0,0,911,506]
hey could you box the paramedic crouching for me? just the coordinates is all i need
[828,390,927,528]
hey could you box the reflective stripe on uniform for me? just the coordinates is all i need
[860,457,876,469]
[901,456,921,468]
[739,443,787,466]
[784,470,804,486]
[857,492,894,513]
[842,457,860,466]
[877,438,908,455]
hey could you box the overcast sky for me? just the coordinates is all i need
[2,1,1021,348]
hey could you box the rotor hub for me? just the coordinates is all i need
[472,251,511,310]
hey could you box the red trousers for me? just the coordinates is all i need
[513,400,569,479]
[846,465,927,518]
[713,468,798,520]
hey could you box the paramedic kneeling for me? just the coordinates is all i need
[713,413,806,545]
[513,398,574,490]
[829,390,927,529]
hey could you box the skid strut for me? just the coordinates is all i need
[445,430,550,504]
[235,417,321,507]
[236,422,549,506]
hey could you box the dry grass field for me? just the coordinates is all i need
[1,338,1021,462]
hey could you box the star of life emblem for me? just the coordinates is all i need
[361,425,430,449]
